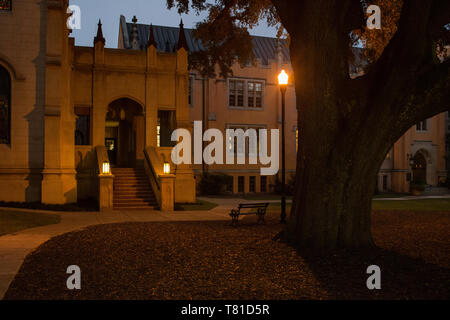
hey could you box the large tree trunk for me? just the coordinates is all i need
[274,0,449,249]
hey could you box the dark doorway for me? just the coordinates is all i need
[413,152,427,184]
[106,98,144,168]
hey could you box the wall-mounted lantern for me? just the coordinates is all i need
[102,161,111,175]
[163,161,170,175]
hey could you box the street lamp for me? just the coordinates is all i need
[278,69,288,224]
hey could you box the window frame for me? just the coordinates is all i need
[226,123,267,156]
[74,106,92,146]
[227,78,265,110]
[416,119,429,132]
[237,176,245,193]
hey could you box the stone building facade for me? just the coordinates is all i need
[0,1,447,207]
[120,16,448,195]
[0,0,195,207]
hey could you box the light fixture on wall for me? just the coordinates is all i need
[120,108,126,120]
[163,162,170,175]
[102,161,111,175]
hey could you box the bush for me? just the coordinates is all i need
[272,173,296,196]
[410,179,426,192]
[198,173,233,195]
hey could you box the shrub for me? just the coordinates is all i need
[410,179,426,191]
[198,173,233,195]
[272,173,296,196]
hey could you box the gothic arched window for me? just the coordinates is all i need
[0,65,11,144]
[0,0,12,11]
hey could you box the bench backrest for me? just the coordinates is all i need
[238,203,270,209]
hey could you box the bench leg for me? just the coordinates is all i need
[257,214,265,224]
[230,214,239,226]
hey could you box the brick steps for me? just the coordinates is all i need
[112,167,157,210]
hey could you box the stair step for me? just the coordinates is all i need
[113,201,156,204]
[112,167,156,210]
[113,207,156,211]
[114,195,155,201]
[113,203,157,207]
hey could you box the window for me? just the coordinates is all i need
[238,176,244,193]
[247,81,263,108]
[188,76,194,107]
[0,65,11,144]
[228,78,264,109]
[157,110,176,147]
[260,176,267,192]
[0,0,11,10]
[249,176,256,192]
[416,120,428,132]
[75,107,90,145]
[226,124,266,156]
[229,79,244,107]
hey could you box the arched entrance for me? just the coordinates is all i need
[412,152,427,184]
[105,98,144,167]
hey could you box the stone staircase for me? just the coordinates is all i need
[112,167,157,210]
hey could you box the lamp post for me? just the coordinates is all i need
[278,70,288,224]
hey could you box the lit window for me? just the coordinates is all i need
[157,110,176,147]
[157,123,161,147]
[0,0,12,11]
[0,65,11,144]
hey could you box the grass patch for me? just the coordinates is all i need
[0,211,61,236]
[0,199,98,212]
[175,199,218,211]
[243,194,293,201]
[373,193,410,199]
[372,199,450,211]
[267,199,450,214]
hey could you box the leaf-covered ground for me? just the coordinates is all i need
[4,211,450,300]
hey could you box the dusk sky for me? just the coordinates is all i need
[69,0,278,48]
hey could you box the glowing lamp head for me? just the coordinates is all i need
[278,69,289,86]
[102,161,110,175]
[163,162,170,174]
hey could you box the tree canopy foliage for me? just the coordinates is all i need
[167,0,448,77]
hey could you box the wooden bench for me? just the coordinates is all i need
[229,202,270,226]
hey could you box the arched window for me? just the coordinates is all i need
[0,65,11,144]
